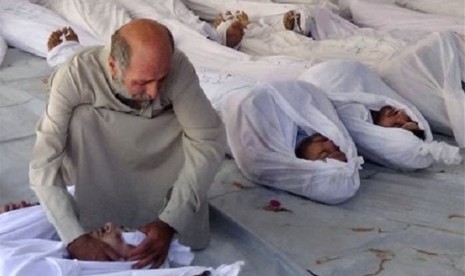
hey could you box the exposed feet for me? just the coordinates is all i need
[0,201,38,214]
[283,10,302,33]
[214,10,249,48]
[47,27,79,51]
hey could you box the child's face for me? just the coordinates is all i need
[89,222,136,258]
[302,134,347,162]
[376,105,419,131]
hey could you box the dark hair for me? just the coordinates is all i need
[295,135,316,159]
[411,128,426,140]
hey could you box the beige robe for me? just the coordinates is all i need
[29,45,225,249]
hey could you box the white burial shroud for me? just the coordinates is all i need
[0,205,243,276]
[32,0,131,45]
[221,80,363,204]
[350,0,464,42]
[298,60,462,170]
[395,0,464,18]
[0,0,99,58]
[377,31,465,147]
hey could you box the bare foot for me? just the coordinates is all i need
[226,21,245,48]
[234,11,249,29]
[47,29,63,51]
[0,201,38,214]
[63,27,79,43]
[283,10,301,32]
[214,10,232,28]
[214,10,248,48]
[47,27,79,51]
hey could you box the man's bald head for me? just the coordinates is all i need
[109,19,176,108]
[110,19,174,74]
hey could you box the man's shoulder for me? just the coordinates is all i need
[68,46,106,70]
[171,49,190,67]
[50,46,106,88]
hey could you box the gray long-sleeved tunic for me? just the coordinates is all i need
[29,44,224,248]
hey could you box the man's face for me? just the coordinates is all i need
[376,105,420,132]
[89,222,135,258]
[302,134,347,162]
[110,46,172,108]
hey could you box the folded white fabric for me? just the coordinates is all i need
[0,35,6,66]
[299,60,462,170]
[221,80,362,204]
[46,40,84,68]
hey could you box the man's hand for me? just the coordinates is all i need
[128,219,175,269]
[67,233,122,261]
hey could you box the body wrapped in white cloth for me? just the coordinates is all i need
[299,60,462,170]
[221,80,363,204]
[0,204,243,276]
[0,0,99,58]
[378,31,465,147]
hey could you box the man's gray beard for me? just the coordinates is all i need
[113,75,152,109]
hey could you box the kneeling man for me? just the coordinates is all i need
[29,19,224,268]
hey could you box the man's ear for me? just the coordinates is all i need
[108,56,117,78]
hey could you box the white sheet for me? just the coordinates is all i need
[396,0,464,18]
[221,80,363,204]
[378,31,465,147]
[0,205,243,276]
[35,0,131,44]
[350,0,465,42]
[0,35,6,66]
[193,4,400,71]
[182,0,303,21]
[46,41,85,68]
[0,0,99,58]
[298,60,462,169]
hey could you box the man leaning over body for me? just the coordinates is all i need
[29,19,225,268]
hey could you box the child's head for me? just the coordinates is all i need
[295,133,347,162]
[89,222,146,259]
[372,105,425,140]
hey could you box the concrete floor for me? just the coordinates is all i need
[1,47,464,276]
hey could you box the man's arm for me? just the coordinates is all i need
[128,52,225,268]
[29,66,86,244]
[29,65,121,261]
[158,53,225,243]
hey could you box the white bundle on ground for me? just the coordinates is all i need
[349,0,464,42]
[0,0,99,58]
[378,31,465,147]
[0,205,243,276]
[182,0,303,21]
[299,60,462,170]
[396,0,464,18]
[221,80,362,204]
[0,35,6,66]
[34,0,131,44]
